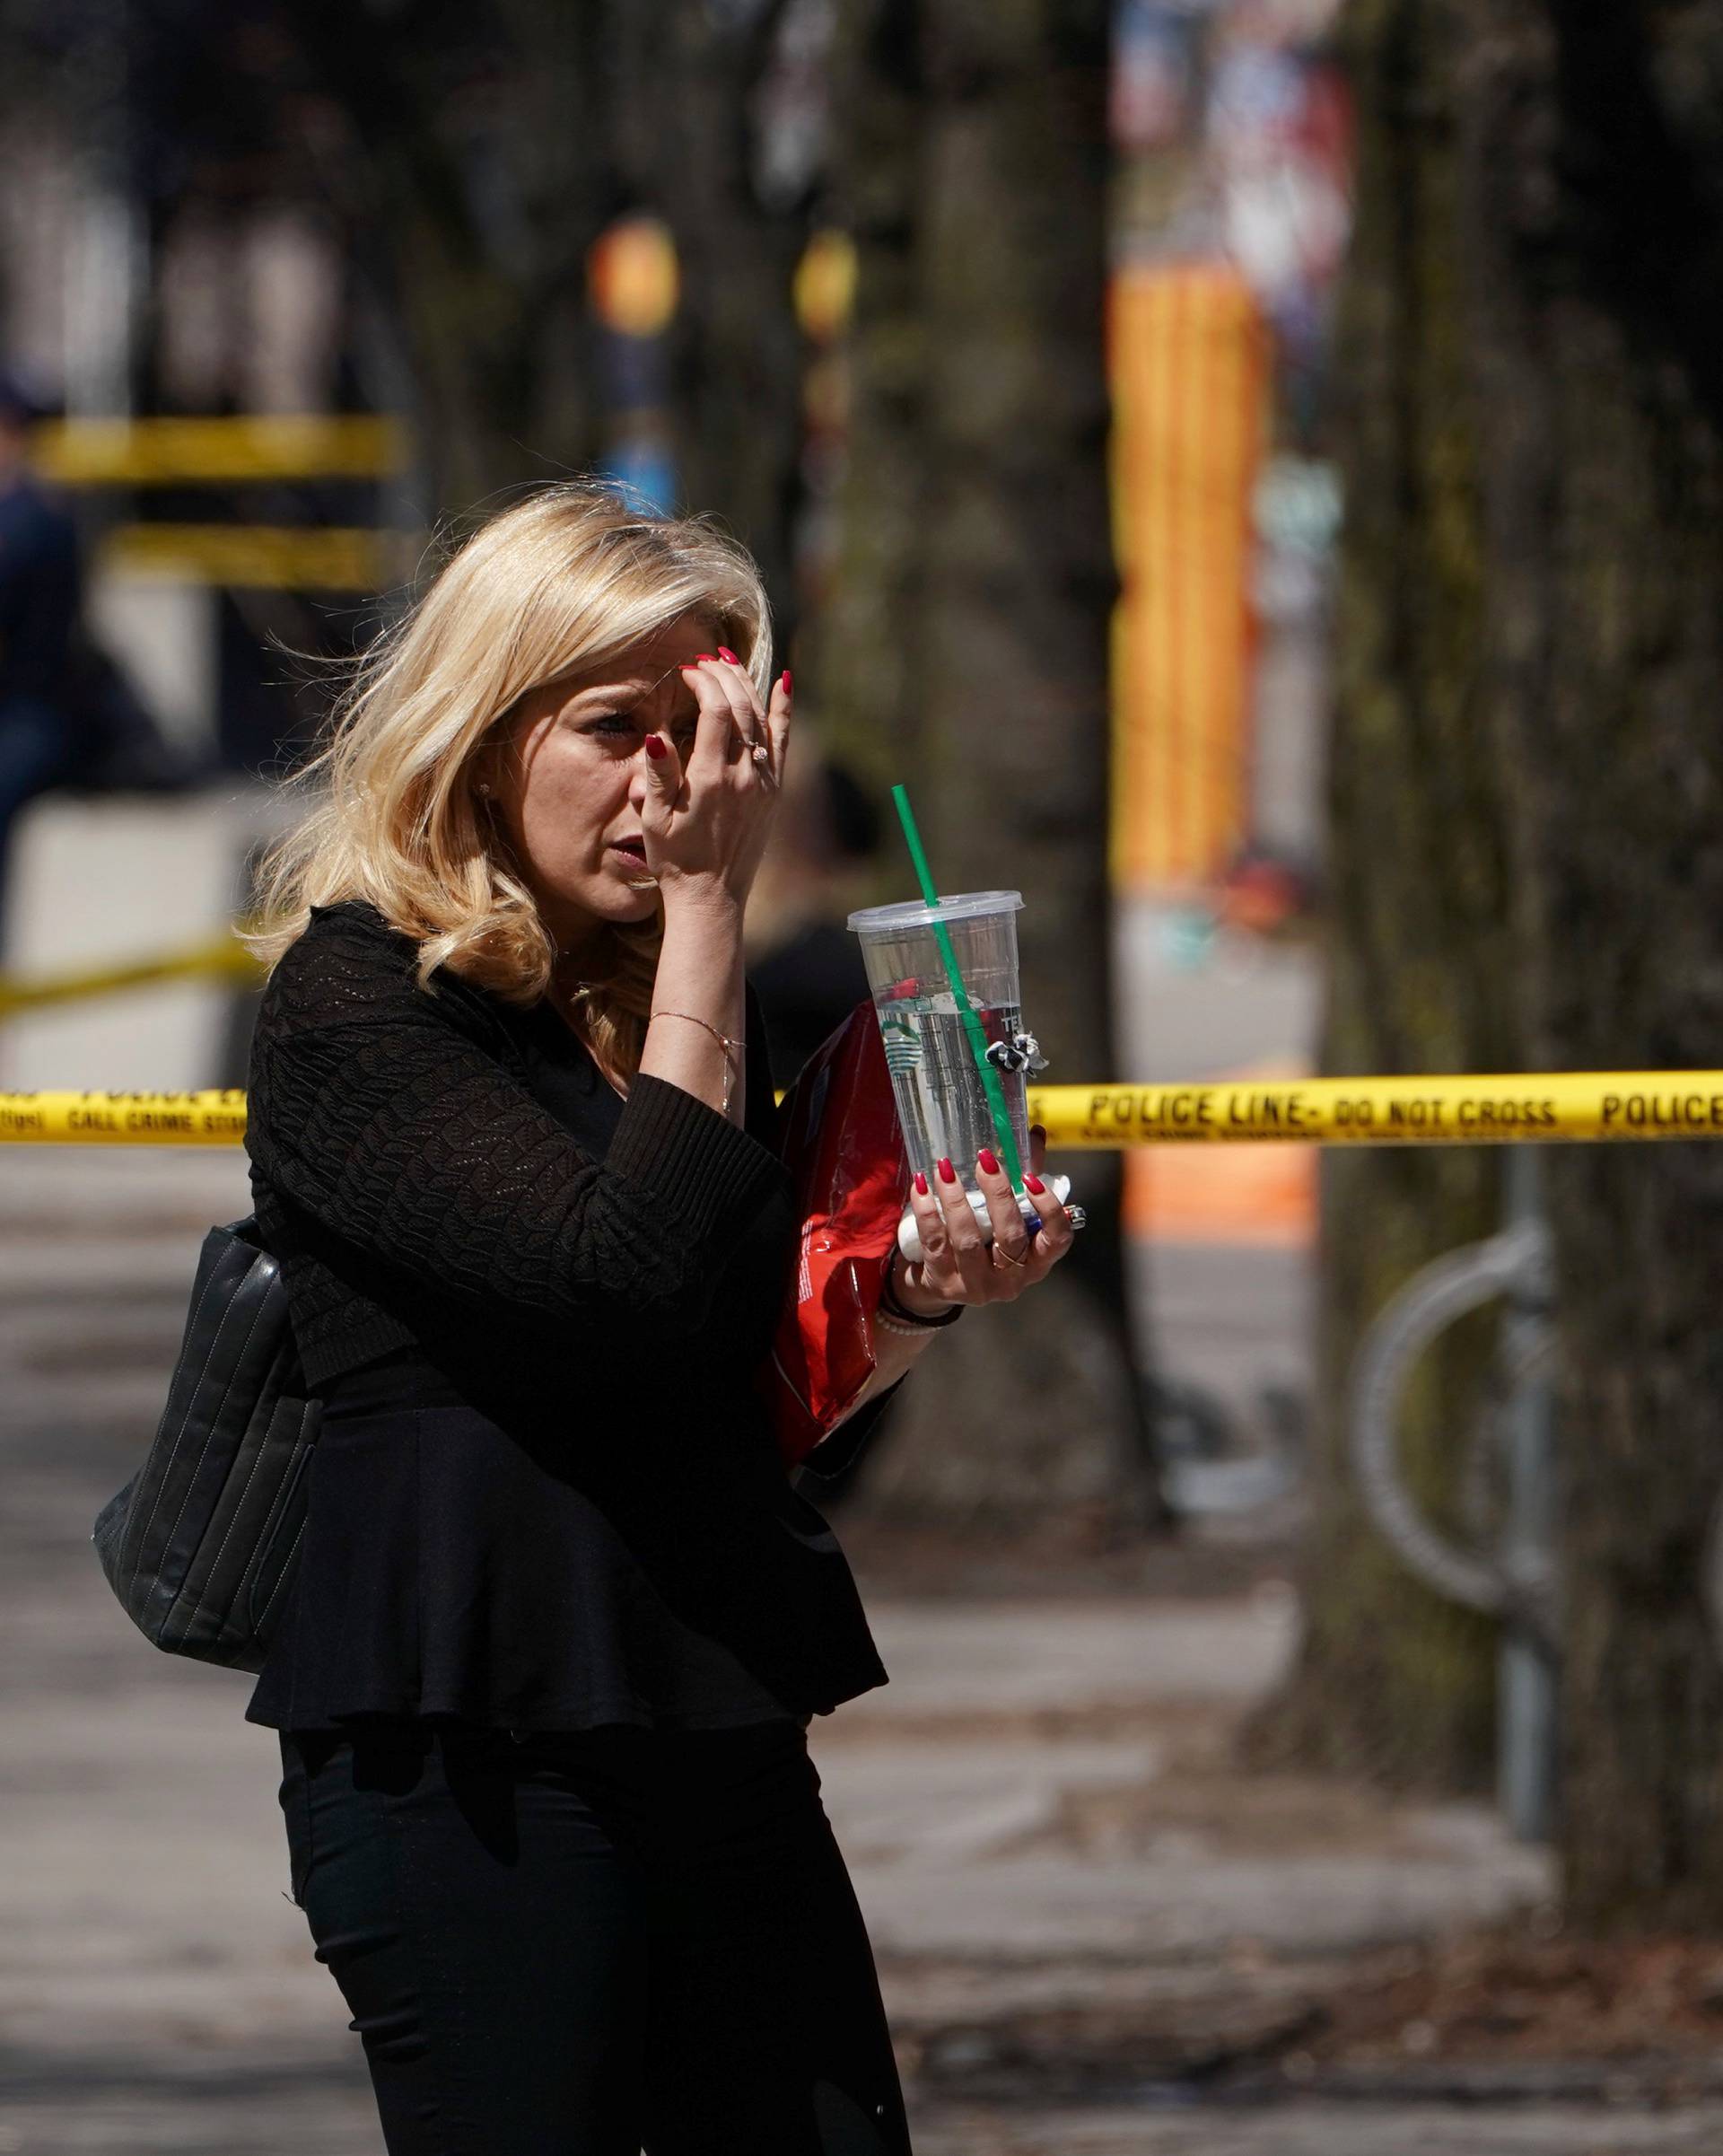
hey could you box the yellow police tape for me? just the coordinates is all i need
[98,524,398,592]
[32,415,407,486]
[1025,1075,1723,1145]
[0,1092,251,1144]
[0,938,258,1021]
[3,1074,1722,1147]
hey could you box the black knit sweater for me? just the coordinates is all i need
[247,901,803,1389]
[241,899,899,1730]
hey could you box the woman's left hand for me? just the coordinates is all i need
[896,1126,1075,1314]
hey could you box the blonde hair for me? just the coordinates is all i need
[241,482,773,1081]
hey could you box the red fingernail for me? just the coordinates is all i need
[717,645,739,663]
[643,735,668,760]
[1024,1173,1045,1195]
[1030,1123,1046,1144]
[914,1170,929,1196]
[977,1147,999,1175]
[780,669,792,694]
[695,652,715,662]
[937,1157,957,1184]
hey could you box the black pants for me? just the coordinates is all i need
[276,1717,913,2155]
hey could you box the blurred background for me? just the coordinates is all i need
[4,3,1723,2152]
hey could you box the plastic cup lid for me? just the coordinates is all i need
[846,890,1024,933]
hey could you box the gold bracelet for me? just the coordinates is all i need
[650,1009,742,1117]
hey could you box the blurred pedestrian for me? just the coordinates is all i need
[239,483,1076,2153]
[0,371,77,958]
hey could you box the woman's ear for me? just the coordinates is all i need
[468,737,501,806]
[473,694,541,811]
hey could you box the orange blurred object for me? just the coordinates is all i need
[1123,1061,1317,1249]
[794,229,858,345]
[588,215,679,338]
[1110,264,1270,893]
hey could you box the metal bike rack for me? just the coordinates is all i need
[1348,1150,1560,1842]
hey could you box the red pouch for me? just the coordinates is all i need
[755,997,909,1468]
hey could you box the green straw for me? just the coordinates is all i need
[890,784,1026,1188]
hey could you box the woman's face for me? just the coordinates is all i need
[477,610,715,955]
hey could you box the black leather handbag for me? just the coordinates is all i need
[91,1215,321,1673]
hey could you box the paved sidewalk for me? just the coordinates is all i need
[1,1150,1715,2156]
[816,1597,1550,1968]
[915,2101,1723,2154]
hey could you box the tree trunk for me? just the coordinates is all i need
[1463,0,1723,1932]
[822,0,1159,1537]
[290,0,608,513]
[295,0,809,558]
[1246,0,1512,1792]
[811,0,929,793]
[1263,0,1723,1924]
[605,1,810,635]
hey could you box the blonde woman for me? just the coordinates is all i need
[241,484,1074,2155]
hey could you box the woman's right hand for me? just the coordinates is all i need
[638,652,792,915]
[896,1126,1079,1315]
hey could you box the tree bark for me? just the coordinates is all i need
[604,0,810,635]
[1463,0,1723,1931]
[1246,0,1512,1792]
[811,0,928,793]
[1263,0,1723,1925]
[821,0,1159,1536]
[291,0,809,565]
[285,0,608,513]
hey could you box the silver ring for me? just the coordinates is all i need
[751,741,778,789]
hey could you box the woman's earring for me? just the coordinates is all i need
[477,781,492,796]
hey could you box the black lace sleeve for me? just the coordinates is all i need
[244,905,789,1350]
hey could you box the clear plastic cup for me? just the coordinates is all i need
[846,890,1033,1198]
